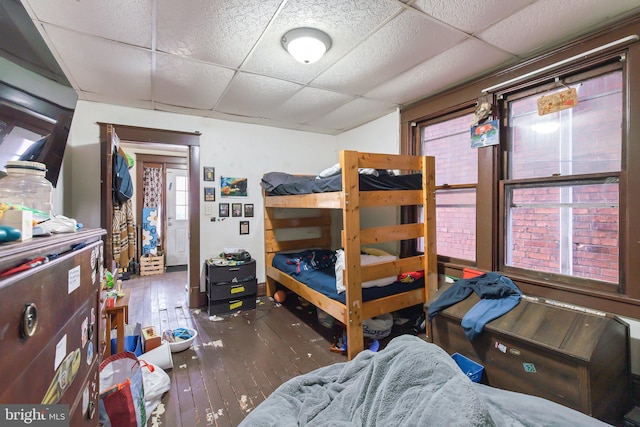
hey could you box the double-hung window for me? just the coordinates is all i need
[500,66,622,290]
[419,111,477,263]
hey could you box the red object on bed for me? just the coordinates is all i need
[462,268,484,279]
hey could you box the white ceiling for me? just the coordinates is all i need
[17,0,640,135]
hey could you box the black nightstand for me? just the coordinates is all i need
[206,259,257,315]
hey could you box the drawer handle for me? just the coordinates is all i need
[21,303,38,338]
[228,268,240,271]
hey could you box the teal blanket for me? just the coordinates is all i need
[240,335,611,426]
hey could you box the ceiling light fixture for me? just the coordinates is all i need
[281,27,331,64]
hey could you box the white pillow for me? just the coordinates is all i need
[316,163,341,179]
[335,249,398,293]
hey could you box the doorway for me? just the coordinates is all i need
[100,123,204,308]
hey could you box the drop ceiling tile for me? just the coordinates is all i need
[80,92,153,111]
[154,53,235,110]
[154,103,213,117]
[410,0,535,34]
[242,0,400,82]
[477,0,640,56]
[365,38,515,105]
[156,0,281,69]
[264,87,355,123]
[216,72,302,117]
[312,8,466,95]
[43,24,151,100]
[308,97,397,131]
[24,0,152,47]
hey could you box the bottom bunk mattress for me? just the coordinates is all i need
[271,249,424,304]
[239,335,612,427]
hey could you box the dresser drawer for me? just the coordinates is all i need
[207,260,256,284]
[208,279,257,301]
[208,294,257,315]
[0,240,101,387]
[0,298,100,406]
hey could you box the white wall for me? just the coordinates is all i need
[335,111,402,254]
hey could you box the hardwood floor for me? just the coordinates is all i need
[122,270,352,426]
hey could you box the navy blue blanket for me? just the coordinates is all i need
[272,250,423,303]
[262,172,422,195]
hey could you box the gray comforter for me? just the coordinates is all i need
[239,335,611,426]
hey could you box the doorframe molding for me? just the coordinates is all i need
[99,123,204,308]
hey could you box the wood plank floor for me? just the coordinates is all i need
[123,270,401,427]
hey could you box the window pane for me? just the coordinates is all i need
[505,182,618,283]
[508,71,622,179]
[420,112,477,262]
[176,191,186,206]
[176,176,187,191]
[436,189,476,260]
[422,113,477,186]
[175,205,187,220]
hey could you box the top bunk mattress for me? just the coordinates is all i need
[262,172,422,196]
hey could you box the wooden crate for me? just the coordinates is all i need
[140,253,164,276]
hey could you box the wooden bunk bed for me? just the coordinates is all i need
[263,150,436,359]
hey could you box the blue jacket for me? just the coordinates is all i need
[427,272,522,339]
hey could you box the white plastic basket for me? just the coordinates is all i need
[363,313,393,339]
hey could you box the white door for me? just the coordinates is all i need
[166,168,189,266]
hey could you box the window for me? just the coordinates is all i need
[175,175,188,220]
[420,112,477,262]
[501,69,622,288]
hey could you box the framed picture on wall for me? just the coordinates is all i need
[220,176,248,197]
[204,187,215,202]
[203,166,215,181]
[219,203,229,217]
[240,221,249,235]
[244,204,254,217]
[232,203,242,217]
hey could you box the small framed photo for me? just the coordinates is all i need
[232,203,242,217]
[219,203,229,217]
[240,221,249,235]
[204,187,215,202]
[203,166,215,181]
[244,204,254,217]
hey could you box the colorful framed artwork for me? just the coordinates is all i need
[203,166,215,181]
[470,119,499,148]
[240,221,249,235]
[219,203,229,217]
[244,204,254,217]
[204,187,215,202]
[232,203,242,217]
[220,176,248,197]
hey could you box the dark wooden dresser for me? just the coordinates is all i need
[206,258,257,315]
[0,229,105,426]
[428,283,631,425]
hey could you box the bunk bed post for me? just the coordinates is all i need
[341,150,364,359]
[263,190,277,297]
[422,156,437,300]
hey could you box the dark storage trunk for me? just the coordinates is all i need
[427,282,631,425]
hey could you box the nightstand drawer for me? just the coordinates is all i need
[206,260,256,284]
[208,294,257,315]
[207,279,257,301]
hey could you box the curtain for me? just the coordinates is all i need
[143,166,163,208]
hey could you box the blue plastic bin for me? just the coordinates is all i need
[451,353,484,383]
